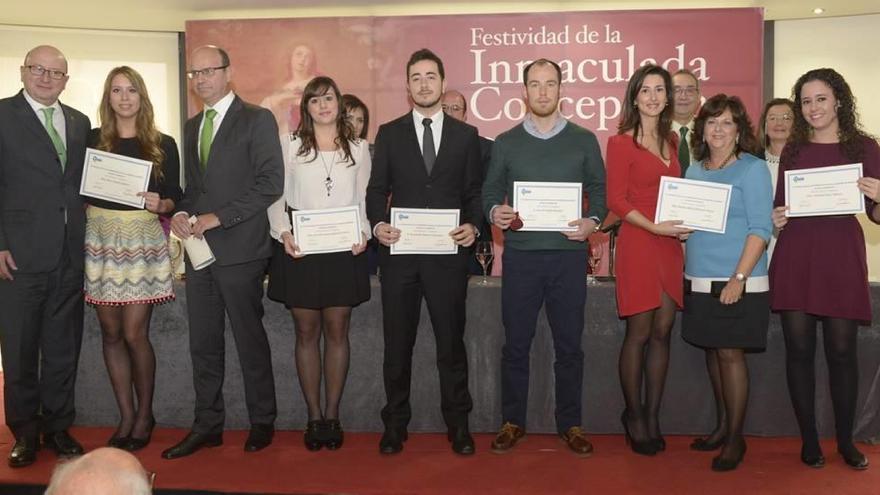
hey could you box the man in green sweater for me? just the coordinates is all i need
[483,58,607,457]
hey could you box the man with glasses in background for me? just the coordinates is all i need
[163,44,284,459]
[671,69,702,176]
[0,45,91,468]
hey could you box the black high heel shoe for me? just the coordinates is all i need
[650,436,666,452]
[620,410,657,456]
[800,443,825,469]
[838,445,869,470]
[125,417,155,452]
[711,438,747,472]
[323,419,344,450]
[690,434,726,451]
[304,420,324,451]
[107,432,131,449]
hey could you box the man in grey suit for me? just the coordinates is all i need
[0,45,90,468]
[162,45,284,459]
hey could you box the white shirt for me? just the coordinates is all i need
[23,89,66,145]
[412,108,444,156]
[765,151,781,261]
[267,136,372,242]
[197,91,235,158]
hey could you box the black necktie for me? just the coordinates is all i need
[678,127,690,177]
[422,118,436,174]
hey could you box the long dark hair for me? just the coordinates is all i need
[786,68,872,163]
[691,94,760,162]
[295,76,355,165]
[617,64,674,160]
[758,98,794,149]
[341,94,369,140]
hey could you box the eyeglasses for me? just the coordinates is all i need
[186,65,228,79]
[673,87,698,96]
[24,65,66,80]
[766,114,793,123]
[442,104,464,112]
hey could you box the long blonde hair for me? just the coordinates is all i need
[96,66,165,180]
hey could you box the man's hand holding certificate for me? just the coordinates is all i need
[785,163,864,217]
[655,176,733,234]
[80,148,152,208]
[389,208,460,255]
[512,181,582,231]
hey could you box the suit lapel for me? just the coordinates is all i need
[203,96,242,179]
[13,92,59,166]
[403,113,429,178]
[185,113,203,186]
[61,104,83,177]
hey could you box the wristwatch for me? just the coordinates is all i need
[734,272,747,282]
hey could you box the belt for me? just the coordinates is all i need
[685,275,769,293]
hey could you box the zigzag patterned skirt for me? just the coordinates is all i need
[84,206,175,306]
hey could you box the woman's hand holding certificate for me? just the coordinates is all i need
[785,163,864,217]
[655,176,733,234]
[290,206,363,255]
[80,148,152,208]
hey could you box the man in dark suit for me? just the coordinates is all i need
[163,45,284,459]
[0,45,90,468]
[366,49,482,456]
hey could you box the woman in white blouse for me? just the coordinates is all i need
[267,76,371,451]
[757,98,794,258]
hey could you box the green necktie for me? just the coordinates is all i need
[678,126,690,178]
[40,107,67,170]
[199,108,218,170]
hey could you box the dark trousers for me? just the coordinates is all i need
[379,254,473,432]
[185,258,277,434]
[500,248,587,434]
[0,250,84,439]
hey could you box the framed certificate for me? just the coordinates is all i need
[291,206,362,255]
[512,181,582,232]
[655,176,733,234]
[389,207,459,255]
[785,163,864,217]
[80,148,152,209]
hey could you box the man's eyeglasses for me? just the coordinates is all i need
[442,104,464,112]
[673,87,698,96]
[766,114,793,123]
[24,65,66,80]
[186,65,229,79]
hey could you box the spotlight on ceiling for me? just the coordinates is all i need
[813,7,825,15]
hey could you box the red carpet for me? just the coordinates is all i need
[1,373,879,494]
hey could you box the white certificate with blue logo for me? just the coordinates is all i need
[512,181,582,232]
[290,206,362,255]
[80,148,152,208]
[655,176,732,234]
[785,163,864,217]
[389,207,459,255]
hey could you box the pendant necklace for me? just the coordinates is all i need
[318,148,336,196]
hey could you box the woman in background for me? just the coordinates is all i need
[267,76,371,451]
[771,68,880,470]
[757,98,794,258]
[682,94,772,471]
[606,64,687,456]
[86,66,181,451]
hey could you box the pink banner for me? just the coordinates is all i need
[185,8,763,145]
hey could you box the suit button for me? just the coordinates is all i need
[426,184,432,189]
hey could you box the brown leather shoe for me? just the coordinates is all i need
[561,426,593,458]
[491,422,525,454]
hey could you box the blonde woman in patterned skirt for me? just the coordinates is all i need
[84,66,181,451]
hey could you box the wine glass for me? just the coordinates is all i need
[588,242,604,285]
[475,241,494,285]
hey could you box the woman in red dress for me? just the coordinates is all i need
[606,64,689,456]
[770,68,880,470]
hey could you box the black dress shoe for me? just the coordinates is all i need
[448,427,475,455]
[323,419,344,450]
[711,439,747,472]
[690,435,726,451]
[161,432,223,460]
[800,443,825,469]
[43,431,84,457]
[244,424,274,452]
[107,433,131,449]
[379,429,407,455]
[125,418,155,452]
[8,437,39,468]
[838,445,869,470]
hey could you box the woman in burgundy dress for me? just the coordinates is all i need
[606,64,688,456]
[770,68,880,470]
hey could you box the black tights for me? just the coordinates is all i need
[97,304,156,439]
[782,311,861,457]
[618,292,676,441]
[292,306,352,421]
[706,348,749,461]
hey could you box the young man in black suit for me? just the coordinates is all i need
[0,45,91,467]
[163,45,284,459]
[366,49,483,455]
